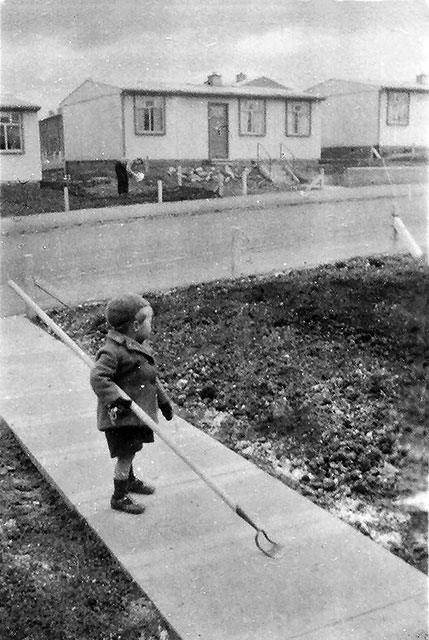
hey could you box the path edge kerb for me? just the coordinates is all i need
[2,184,425,237]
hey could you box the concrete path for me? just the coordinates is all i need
[1,315,427,640]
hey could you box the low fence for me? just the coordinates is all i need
[1,184,427,316]
[344,165,428,187]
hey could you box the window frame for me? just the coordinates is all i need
[386,90,410,127]
[285,100,312,137]
[0,110,24,153]
[134,94,166,136]
[238,98,266,136]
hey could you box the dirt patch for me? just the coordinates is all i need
[48,254,428,574]
[1,162,311,218]
[2,254,427,637]
[0,418,180,640]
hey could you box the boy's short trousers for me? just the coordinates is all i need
[105,425,154,458]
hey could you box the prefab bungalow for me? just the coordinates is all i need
[57,75,323,174]
[0,95,42,183]
[306,76,429,159]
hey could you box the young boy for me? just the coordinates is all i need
[90,293,173,514]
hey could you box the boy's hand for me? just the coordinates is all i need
[160,401,173,421]
[108,397,132,425]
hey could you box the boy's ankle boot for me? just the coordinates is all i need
[111,479,145,514]
[128,467,155,495]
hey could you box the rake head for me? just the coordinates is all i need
[255,529,284,559]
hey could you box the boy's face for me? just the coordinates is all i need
[132,305,153,343]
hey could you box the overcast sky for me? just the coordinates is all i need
[1,0,428,117]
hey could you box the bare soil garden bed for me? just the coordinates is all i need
[1,254,427,639]
[1,164,300,218]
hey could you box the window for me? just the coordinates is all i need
[0,111,23,151]
[386,91,409,126]
[239,99,266,135]
[134,95,165,134]
[286,101,311,136]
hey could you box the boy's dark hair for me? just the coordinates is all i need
[106,293,150,332]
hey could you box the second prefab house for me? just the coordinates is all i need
[58,75,323,173]
[306,76,429,159]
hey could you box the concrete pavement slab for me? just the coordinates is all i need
[0,316,427,640]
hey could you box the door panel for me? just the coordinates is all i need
[208,103,229,159]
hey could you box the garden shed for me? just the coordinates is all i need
[56,75,323,173]
[39,113,65,171]
[0,95,41,183]
[306,76,429,159]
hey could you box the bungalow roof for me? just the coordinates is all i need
[0,94,41,111]
[118,80,322,101]
[236,76,292,90]
[306,78,429,97]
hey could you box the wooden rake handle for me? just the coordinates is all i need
[7,280,274,545]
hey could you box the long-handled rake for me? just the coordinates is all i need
[8,280,284,559]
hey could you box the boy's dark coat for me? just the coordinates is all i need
[90,329,170,438]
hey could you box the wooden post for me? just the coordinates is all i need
[157,180,163,203]
[320,167,325,189]
[177,165,183,186]
[392,205,399,246]
[231,226,241,277]
[217,173,224,198]
[64,185,70,211]
[426,206,429,266]
[144,156,150,174]
[392,211,423,260]
[23,254,37,319]
[241,169,248,196]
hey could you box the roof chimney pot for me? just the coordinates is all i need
[416,73,428,85]
[206,72,222,86]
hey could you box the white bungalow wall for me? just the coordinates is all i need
[378,91,429,149]
[319,89,379,148]
[61,81,124,161]
[123,94,321,161]
[0,111,41,183]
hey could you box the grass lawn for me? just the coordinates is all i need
[1,253,427,639]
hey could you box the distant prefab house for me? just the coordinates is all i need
[58,75,323,173]
[0,95,41,183]
[39,113,65,171]
[306,77,429,158]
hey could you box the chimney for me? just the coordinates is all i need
[206,72,222,86]
[416,73,428,85]
[236,72,247,83]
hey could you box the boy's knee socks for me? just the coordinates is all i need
[113,478,128,498]
[114,455,134,481]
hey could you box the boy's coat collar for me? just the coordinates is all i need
[108,329,154,358]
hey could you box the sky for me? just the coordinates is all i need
[1,0,428,118]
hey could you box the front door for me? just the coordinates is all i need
[208,103,229,160]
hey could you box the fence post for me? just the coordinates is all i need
[23,254,37,320]
[392,205,399,247]
[426,207,429,266]
[231,226,242,278]
[157,180,163,203]
[177,165,182,186]
[64,185,70,211]
[320,167,325,189]
[392,207,423,259]
[241,169,248,196]
[217,173,224,198]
